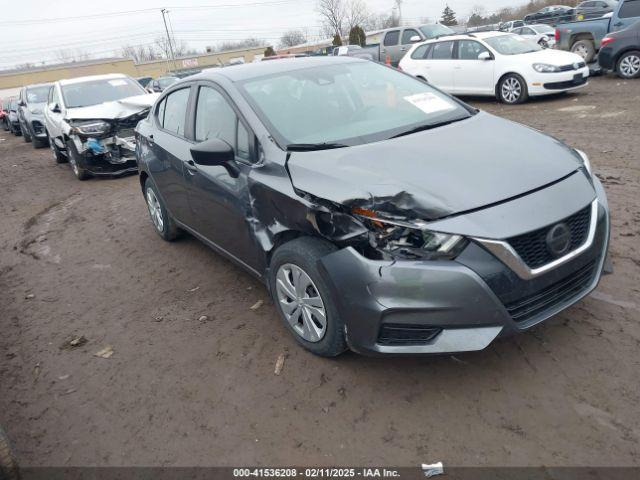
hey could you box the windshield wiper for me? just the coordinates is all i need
[390,118,467,139]
[286,142,349,152]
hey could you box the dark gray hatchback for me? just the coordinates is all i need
[135,57,610,357]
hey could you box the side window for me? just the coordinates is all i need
[512,27,523,34]
[411,44,431,59]
[457,40,490,60]
[522,27,534,35]
[619,0,640,18]
[430,41,454,60]
[48,86,54,104]
[156,97,166,126]
[401,29,420,44]
[162,88,190,136]
[383,30,400,46]
[195,86,252,162]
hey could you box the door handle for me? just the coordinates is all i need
[184,159,198,174]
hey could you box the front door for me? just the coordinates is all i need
[185,84,260,271]
[611,0,640,32]
[452,40,495,95]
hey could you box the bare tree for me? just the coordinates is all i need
[207,38,263,53]
[121,45,162,63]
[345,0,371,33]
[279,30,308,48]
[317,0,346,37]
[54,48,91,63]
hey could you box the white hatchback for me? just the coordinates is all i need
[399,32,590,104]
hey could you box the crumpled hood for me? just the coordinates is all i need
[66,93,159,121]
[287,112,584,220]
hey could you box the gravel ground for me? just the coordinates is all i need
[0,75,639,468]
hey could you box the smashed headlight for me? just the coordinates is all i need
[352,207,468,260]
[70,120,111,136]
[533,63,560,73]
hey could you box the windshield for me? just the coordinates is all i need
[534,25,555,33]
[62,77,145,108]
[239,61,472,147]
[485,34,542,55]
[26,85,51,103]
[419,24,455,39]
[158,77,178,88]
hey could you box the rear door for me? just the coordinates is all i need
[422,40,456,91]
[148,86,195,225]
[184,83,261,271]
[381,30,401,65]
[612,0,640,32]
[452,40,495,95]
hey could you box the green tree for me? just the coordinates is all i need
[332,34,343,46]
[348,25,366,47]
[440,5,458,26]
[264,46,276,57]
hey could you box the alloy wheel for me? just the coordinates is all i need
[501,77,522,103]
[573,44,589,60]
[145,187,165,233]
[275,263,327,343]
[620,54,640,78]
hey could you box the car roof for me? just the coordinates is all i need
[25,82,53,89]
[422,31,508,43]
[58,73,129,86]
[191,56,364,83]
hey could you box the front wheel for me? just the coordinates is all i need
[48,134,66,163]
[616,50,640,79]
[65,140,90,180]
[0,425,20,480]
[498,74,529,104]
[571,39,595,63]
[269,237,346,357]
[21,126,31,143]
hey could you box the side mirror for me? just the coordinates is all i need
[478,51,492,61]
[409,35,421,43]
[18,100,26,107]
[50,103,61,113]
[191,138,240,177]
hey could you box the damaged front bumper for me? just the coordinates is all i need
[71,131,138,176]
[317,178,610,356]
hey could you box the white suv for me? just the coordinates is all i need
[399,32,589,104]
[44,73,157,180]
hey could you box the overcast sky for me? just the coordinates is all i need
[1,0,518,70]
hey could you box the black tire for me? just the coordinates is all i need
[32,136,48,149]
[571,39,595,63]
[269,237,347,357]
[48,134,66,163]
[2,120,9,132]
[65,140,90,180]
[497,73,529,104]
[21,126,31,143]
[11,124,21,137]
[0,425,20,480]
[143,177,180,241]
[616,50,640,79]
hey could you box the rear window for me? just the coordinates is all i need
[61,77,145,108]
[619,0,640,18]
[419,24,455,39]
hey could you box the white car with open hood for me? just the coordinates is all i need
[399,32,589,104]
[43,73,159,180]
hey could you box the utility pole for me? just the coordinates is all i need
[395,0,403,26]
[161,8,177,72]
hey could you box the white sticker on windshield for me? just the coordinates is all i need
[403,92,455,115]
[108,79,128,86]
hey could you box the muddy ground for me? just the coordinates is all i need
[0,76,639,468]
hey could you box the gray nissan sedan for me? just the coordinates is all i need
[135,57,610,357]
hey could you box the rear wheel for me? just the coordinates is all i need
[65,140,90,180]
[32,136,48,149]
[571,39,595,63]
[498,74,529,104]
[144,178,180,241]
[616,50,640,79]
[269,237,346,357]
